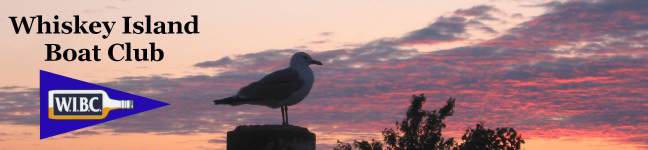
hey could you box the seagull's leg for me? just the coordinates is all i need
[283,106,289,125]
[285,106,289,125]
[281,106,286,125]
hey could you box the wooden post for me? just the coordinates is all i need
[227,125,316,150]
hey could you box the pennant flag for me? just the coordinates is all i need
[40,70,169,139]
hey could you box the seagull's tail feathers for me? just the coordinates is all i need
[213,96,245,106]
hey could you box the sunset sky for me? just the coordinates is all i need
[1,0,647,149]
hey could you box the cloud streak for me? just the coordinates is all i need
[398,5,501,45]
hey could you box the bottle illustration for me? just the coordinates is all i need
[48,90,133,120]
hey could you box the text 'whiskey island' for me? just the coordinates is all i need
[8,15,199,39]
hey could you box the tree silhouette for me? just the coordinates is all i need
[334,94,524,150]
[381,94,456,150]
[458,123,524,150]
[334,139,383,150]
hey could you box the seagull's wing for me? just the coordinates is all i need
[237,68,304,101]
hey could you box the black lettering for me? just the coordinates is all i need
[108,43,124,61]
[122,16,131,34]
[89,22,101,34]
[52,94,102,115]
[37,15,50,34]
[168,21,181,33]
[74,15,88,34]
[45,44,61,61]
[8,16,37,34]
[62,48,77,61]
[53,15,60,34]
[61,21,73,34]
[146,15,151,34]
[186,15,199,34]
[92,45,101,61]
[153,21,165,34]
[102,21,116,39]
[151,42,164,61]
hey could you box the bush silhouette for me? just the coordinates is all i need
[458,123,524,150]
[334,139,383,150]
[334,94,524,150]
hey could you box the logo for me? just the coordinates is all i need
[40,70,169,139]
[48,90,133,120]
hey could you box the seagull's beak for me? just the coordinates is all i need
[310,59,323,65]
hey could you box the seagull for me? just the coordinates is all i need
[213,52,322,125]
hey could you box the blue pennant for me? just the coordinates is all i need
[40,70,169,139]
